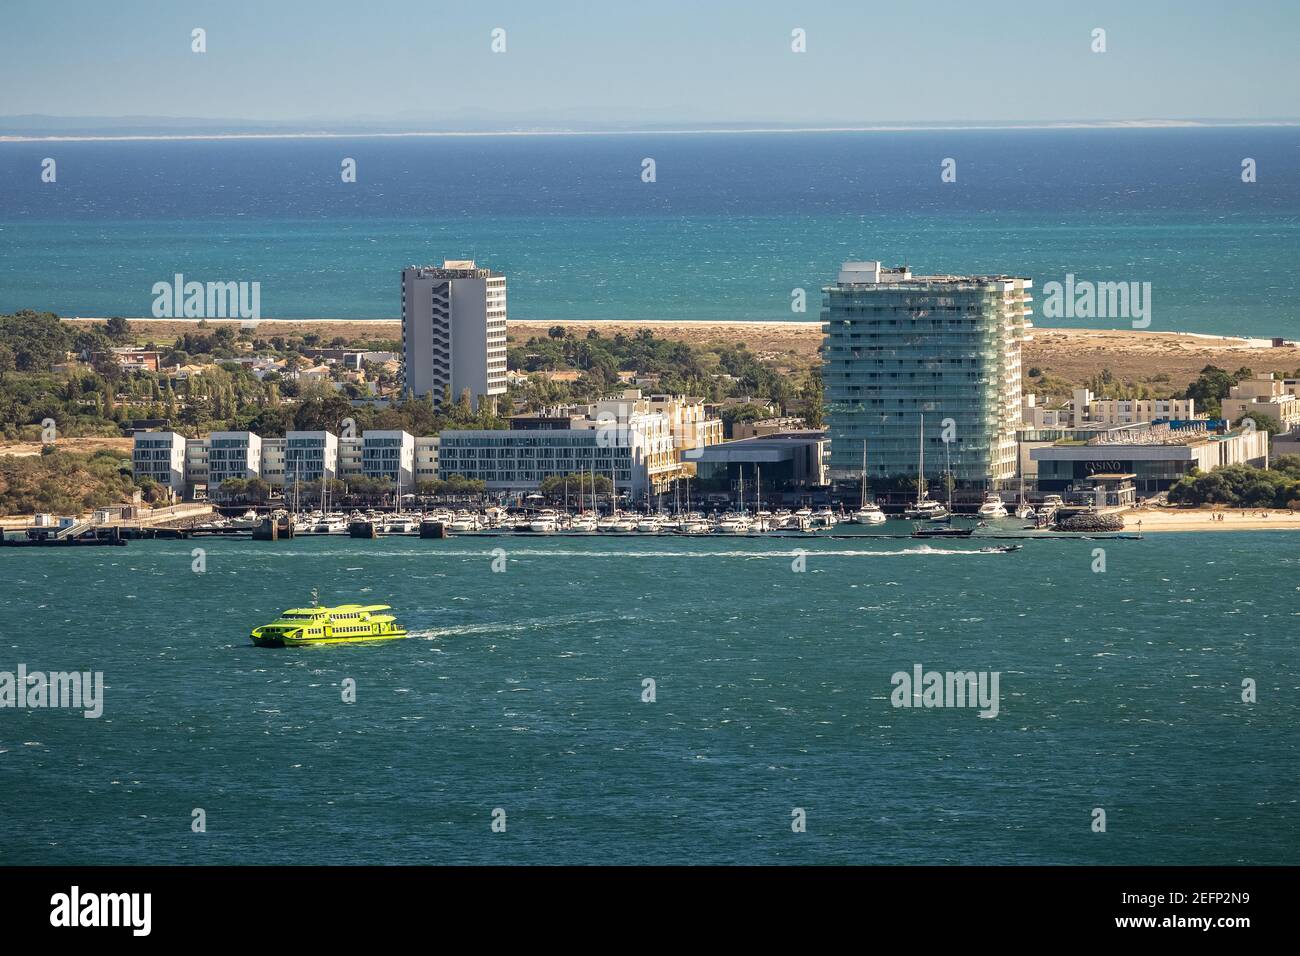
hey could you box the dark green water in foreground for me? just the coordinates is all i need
[1,531,1297,865]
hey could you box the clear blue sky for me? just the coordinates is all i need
[1,0,1297,124]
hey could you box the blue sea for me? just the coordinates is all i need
[2,127,1300,336]
[1,532,1297,865]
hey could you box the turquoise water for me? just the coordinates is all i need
[1,531,1296,865]
[3,128,1300,336]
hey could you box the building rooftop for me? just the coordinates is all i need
[404,260,501,280]
[828,260,1031,289]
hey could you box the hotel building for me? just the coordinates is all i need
[821,261,1032,486]
[401,260,508,409]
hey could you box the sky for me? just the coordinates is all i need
[1,0,1298,126]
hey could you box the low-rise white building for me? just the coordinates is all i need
[285,430,339,483]
[131,431,187,496]
[361,430,414,487]
[207,431,262,487]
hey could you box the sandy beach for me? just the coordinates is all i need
[1125,508,1300,533]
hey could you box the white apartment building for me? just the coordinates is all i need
[440,407,678,497]
[401,260,507,409]
[206,432,262,487]
[361,430,415,488]
[284,430,339,483]
[131,431,187,496]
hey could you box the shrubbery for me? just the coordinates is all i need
[1167,455,1300,508]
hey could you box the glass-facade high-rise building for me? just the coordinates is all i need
[821,261,1032,487]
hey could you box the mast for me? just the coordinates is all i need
[861,440,868,510]
[917,413,925,506]
[945,439,953,511]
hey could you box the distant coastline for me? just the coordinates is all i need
[5,119,1299,144]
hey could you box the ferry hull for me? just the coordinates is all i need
[250,627,409,648]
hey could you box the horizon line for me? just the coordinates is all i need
[5,119,1300,145]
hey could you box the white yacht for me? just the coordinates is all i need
[636,515,666,534]
[448,513,481,533]
[569,513,599,533]
[228,509,261,530]
[850,504,887,524]
[810,508,838,528]
[977,493,1009,518]
[716,513,752,534]
[679,515,712,535]
[527,510,560,534]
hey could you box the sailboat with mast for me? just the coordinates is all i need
[849,440,886,524]
[902,414,949,520]
[1014,472,1035,519]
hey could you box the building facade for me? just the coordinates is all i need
[1221,373,1300,429]
[361,431,415,488]
[401,260,507,408]
[1031,423,1269,493]
[439,409,677,498]
[206,432,262,487]
[691,433,829,492]
[131,431,187,496]
[414,436,440,486]
[821,261,1032,486]
[284,431,339,483]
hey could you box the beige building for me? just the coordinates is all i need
[1221,373,1300,429]
[646,392,724,457]
[1084,395,1196,425]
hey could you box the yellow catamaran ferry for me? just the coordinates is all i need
[250,594,408,647]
